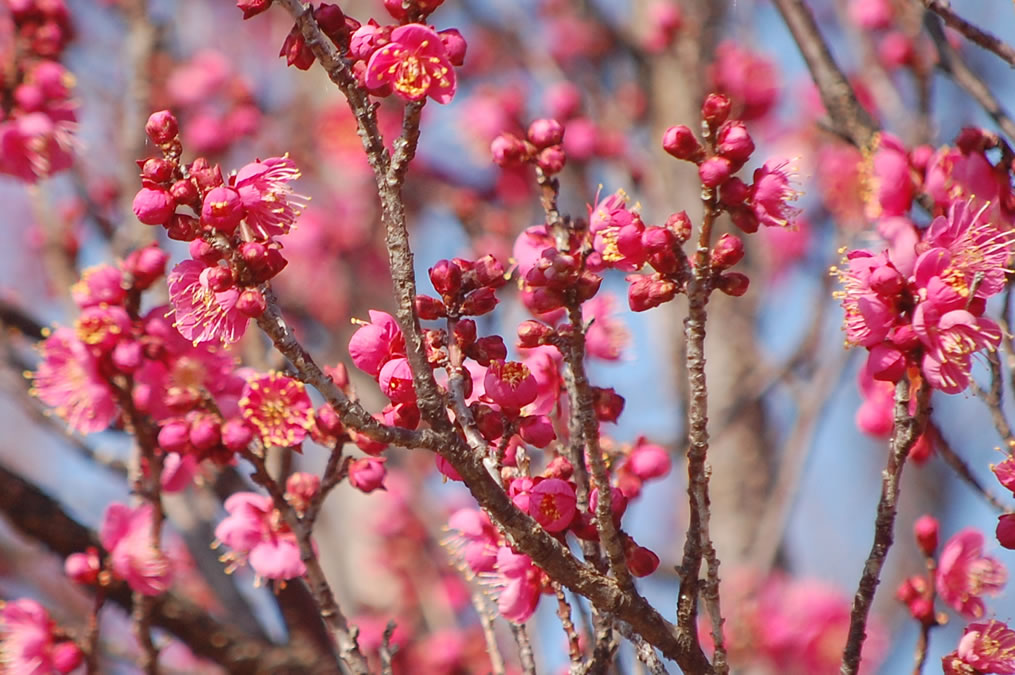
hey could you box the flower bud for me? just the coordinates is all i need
[65,547,101,585]
[719,177,749,206]
[711,233,744,270]
[473,403,505,440]
[626,544,660,577]
[717,271,750,297]
[518,415,555,448]
[237,0,272,20]
[285,472,321,513]
[52,642,84,674]
[124,245,169,289]
[158,420,190,454]
[716,120,755,165]
[473,254,507,288]
[454,318,477,349]
[518,320,554,348]
[662,124,704,162]
[145,110,179,145]
[189,415,221,451]
[203,266,232,293]
[528,118,565,148]
[221,418,254,450]
[236,289,267,317]
[536,145,566,174]
[415,294,447,320]
[111,339,143,373]
[349,457,387,493]
[469,335,508,367]
[439,28,467,66]
[914,515,939,556]
[461,287,498,316]
[592,386,625,423]
[729,206,760,234]
[141,157,174,184]
[491,133,528,167]
[201,186,244,234]
[526,286,567,314]
[628,275,677,312]
[170,178,199,206]
[997,513,1015,550]
[429,259,462,298]
[132,187,175,225]
[280,23,315,70]
[698,156,733,188]
[665,211,692,242]
[701,93,731,128]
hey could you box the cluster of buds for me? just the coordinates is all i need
[132,110,307,345]
[0,0,77,181]
[417,255,507,320]
[348,310,421,434]
[491,117,567,174]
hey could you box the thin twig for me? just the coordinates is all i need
[771,0,879,149]
[554,584,583,673]
[841,375,932,674]
[510,623,537,675]
[471,590,507,675]
[929,421,1011,513]
[920,0,1015,68]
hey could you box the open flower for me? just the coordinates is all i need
[31,327,118,434]
[936,528,1007,618]
[234,155,306,239]
[0,599,82,674]
[100,502,173,596]
[943,620,1015,675]
[239,372,314,447]
[168,259,249,345]
[364,24,458,103]
[214,492,305,581]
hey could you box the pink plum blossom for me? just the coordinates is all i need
[100,502,173,596]
[936,528,1007,618]
[168,259,249,345]
[31,327,118,434]
[364,24,458,104]
[214,492,306,581]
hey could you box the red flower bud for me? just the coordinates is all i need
[711,233,744,270]
[205,265,234,292]
[698,156,733,188]
[491,133,529,167]
[665,210,692,242]
[222,418,254,450]
[719,177,750,206]
[132,187,175,225]
[124,245,169,289]
[454,318,478,349]
[468,335,507,366]
[592,386,625,423]
[701,93,731,128]
[461,287,498,316]
[518,320,554,348]
[141,157,174,184]
[145,110,179,145]
[536,145,567,174]
[429,259,462,298]
[236,289,267,317]
[189,414,221,451]
[237,0,272,20]
[415,294,447,320]
[280,23,315,70]
[170,179,199,207]
[997,513,1015,550]
[158,420,190,454]
[717,272,750,297]
[914,515,939,556]
[716,120,755,165]
[527,118,565,148]
[189,238,221,265]
[349,457,387,493]
[473,254,507,288]
[662,124,704,162]
[626,544,660,577]
[201,186,244,234]
[628,275,677,312]
[439,28,467,67]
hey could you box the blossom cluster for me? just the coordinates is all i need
[839,130,1015,395]
[0,0,77,181]
[251,0,464,106]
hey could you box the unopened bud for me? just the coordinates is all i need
[701,93,731,128]
[717,271,750,297]
[662,124,704,162]
[710,233,744,270]
[527,118,565,148]
[914,515,939,556]
[145,110,179,145]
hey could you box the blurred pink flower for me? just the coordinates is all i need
[100,502,173,596]
[936,528,1007,618]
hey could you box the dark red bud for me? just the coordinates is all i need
[169,179,199,206]
[717,271,750,297]
[166,214,199,241]
[460,287,498,316]
[473,254,507,288]
[415,294,447,320]
[205,266,234,292]
[491,133,529,167]
[518,320,554,348]
[141,157,174,183]
[665,211,692,242]
[189,238,221,264]
[536,145,566,174]
[469,335,507,367]
[429,259,463,298]
[914,515,939,556]
[716,120,755,165]
[592,386,625,423]
[454,318,477,349]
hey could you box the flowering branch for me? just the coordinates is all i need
[841,375,932,674]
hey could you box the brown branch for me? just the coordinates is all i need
[470,590,507,675]
[240,447,369,674]
[510,623,537,675]
[920,0,1015,68]
[676,182,726,673]
[923,11,1015,144]
[554,584,583,671]
[929,420,1011,513]
[0,461,319,673]
[841,375,931,674]
[771,0,879,149]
